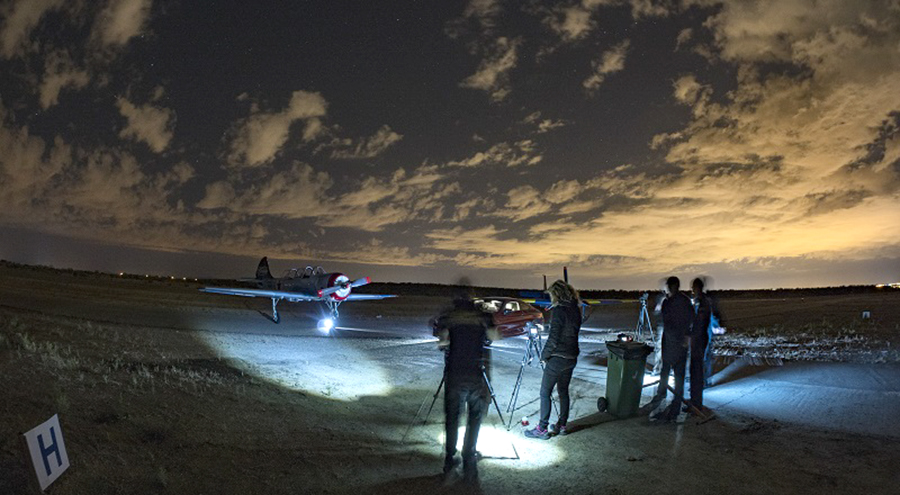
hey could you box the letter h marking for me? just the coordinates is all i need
[37,426,62,477]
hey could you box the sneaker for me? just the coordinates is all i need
[524,425,550,440]
[549,423,568,436]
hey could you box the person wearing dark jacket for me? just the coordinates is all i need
[525,280,582,440]
[652,276,693,420]
[689,277,712,409]
[433,294,500,483]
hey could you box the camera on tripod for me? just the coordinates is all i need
[524,320,543,339]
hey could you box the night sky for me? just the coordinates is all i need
[1,0,898,289]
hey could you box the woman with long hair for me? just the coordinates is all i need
[525,280,582,439]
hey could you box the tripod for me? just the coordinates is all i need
[403,355,506,443]
[635,292,663,376]
[505,325,558,430]
[635,293,656,342]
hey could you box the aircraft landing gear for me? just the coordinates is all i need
[318,300,342,334]
[271,297,282,324]
[324,299,341,321]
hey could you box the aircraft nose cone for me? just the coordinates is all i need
[328,273,351,300]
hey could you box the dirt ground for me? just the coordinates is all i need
[1,263,899,494]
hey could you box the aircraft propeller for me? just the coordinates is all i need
[317,277,371,298]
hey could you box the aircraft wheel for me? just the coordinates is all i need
[597,396,608,413]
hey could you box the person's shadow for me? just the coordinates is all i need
[366,473,485,495]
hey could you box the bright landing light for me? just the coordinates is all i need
[317,318,335,333]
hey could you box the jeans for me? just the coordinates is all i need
[444,378,488,462]
[690,333,710,407]
[539,356,577,428]
[656,342,687,404]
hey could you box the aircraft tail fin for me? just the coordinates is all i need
[256,257,273,279]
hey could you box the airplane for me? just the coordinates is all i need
[520,266,632,312]
[200,257,395,332]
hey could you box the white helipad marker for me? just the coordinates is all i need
[23,414,70,491]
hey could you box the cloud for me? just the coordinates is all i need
[116,97,175,152]
[460,36,522,102]
[93,0,152,48]
[196,181,236,210]
[537,119,566,133]
[329,125,403,159]
[540,1,670,50]
[545,180,585,204]
[318,166,449,231]
[675,28,693,50]
[463,0,501,27]
[196,163,453,234]
[582,39,630,93]
[628,0,676,18]
[792,189,871,216]
[448,140,542,167]
[662,2,900,176]
[321,238,450,267]
[39,50,90,109]
[446,0,502,39]
[0,113,71,214]
[523,111,567,134]
[423,127,898,280]
[0,0,64,59]
[495,185,552,222]
[228,90,328,168]
[0,105,199,253]
[199,163,333,220]
[546,3,597,42]
[2,0,898,289]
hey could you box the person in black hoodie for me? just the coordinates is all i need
[433,289,500,483]
[525,280,582,440]
[652,276,694,421]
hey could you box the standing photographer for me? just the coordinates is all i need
[525,280,582,440]
[689,277,712,410]
[652,276,693,420]
[433,292,500,483]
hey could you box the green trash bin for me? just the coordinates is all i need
[598,340,653,418]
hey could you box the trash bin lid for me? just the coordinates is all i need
[606,340,653,360]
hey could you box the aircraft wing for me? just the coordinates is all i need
[200,287,320,302]
[343,293,396,300]
[522,298,551,308]
[522,298,634,308]
[583,299,637,305]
